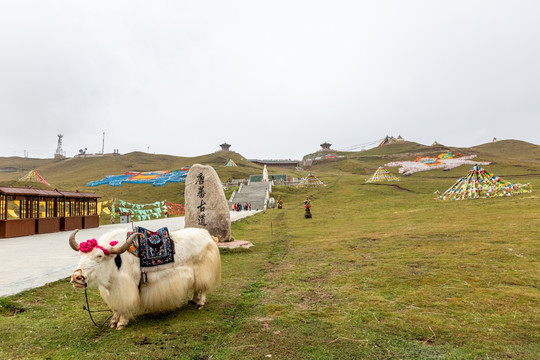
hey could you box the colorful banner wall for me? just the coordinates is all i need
[87,168,189,187]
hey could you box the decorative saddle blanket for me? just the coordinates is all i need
[128,226,175,270]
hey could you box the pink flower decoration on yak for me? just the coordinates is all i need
[79,239,98,253]
[78,239,119,255]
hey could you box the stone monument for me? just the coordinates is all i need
[185,164,231,241]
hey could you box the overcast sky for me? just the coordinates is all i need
[0,1,538,160]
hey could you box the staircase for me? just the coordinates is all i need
[229,181,271,211]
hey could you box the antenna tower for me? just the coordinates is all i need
[55,134,66,159]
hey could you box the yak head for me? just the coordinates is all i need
[69,229,139,289]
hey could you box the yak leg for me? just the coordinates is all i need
[189,290,200,306]
[189,290,207,309]
[196,292,207,310]
[116,314,130,330]
[189,293,198,306]
[110,312,120,328]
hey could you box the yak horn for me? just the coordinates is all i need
[69,229,80,251]
[110,232,141,255]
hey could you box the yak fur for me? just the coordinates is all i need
[70,227,221,329]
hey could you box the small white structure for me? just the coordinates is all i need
[262,165,269,182]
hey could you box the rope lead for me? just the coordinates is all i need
[83,280,112,328]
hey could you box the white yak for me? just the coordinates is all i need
[69,227,221,329]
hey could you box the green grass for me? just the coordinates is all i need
[0,144,539,359]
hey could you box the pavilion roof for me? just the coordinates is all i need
[0,186,99,199]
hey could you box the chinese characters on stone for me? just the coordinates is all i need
[196,173,207,226]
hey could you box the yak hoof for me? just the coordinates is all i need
[115,316,129,330]
[188,299,197,306]
[197,304,204,310]
[110,313,120,328]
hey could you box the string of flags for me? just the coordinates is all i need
[297,173,326,187]
[221,159,237,167]
[98,199,185,221]
[366,166,400,183]
[165,201,185,216]
[18,169,50,186]
[435,165,533,200]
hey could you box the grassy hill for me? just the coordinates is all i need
[0,151,304,187]
[1,140,538,202]
[471,139,540,162]
[0,141,539,358]
[302,141,459,175]
[0,151,304,210]
[303,140,540,178]
[0,151,261,187]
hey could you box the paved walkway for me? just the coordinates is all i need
[230,181,271,210]
[0,211,258,297]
